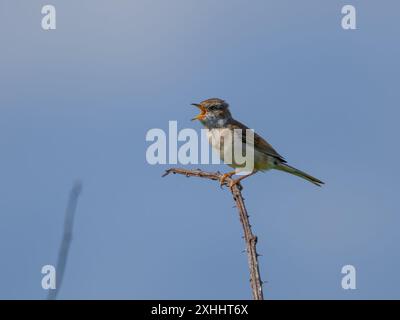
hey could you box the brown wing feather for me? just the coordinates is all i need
[228,119,286,163]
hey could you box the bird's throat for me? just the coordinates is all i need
[202,116,230,129]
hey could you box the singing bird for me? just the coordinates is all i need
[191,98,324,188]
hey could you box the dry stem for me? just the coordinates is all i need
[162,168,264,300]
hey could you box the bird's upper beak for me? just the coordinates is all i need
[191,103,207,121]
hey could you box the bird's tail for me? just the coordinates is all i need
[275,163,324,187]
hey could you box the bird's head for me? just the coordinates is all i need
[191,98,232,127]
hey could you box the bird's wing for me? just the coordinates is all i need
[229,119,286,163]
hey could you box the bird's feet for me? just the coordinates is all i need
[219,171,236,188]
[228,171,257,190]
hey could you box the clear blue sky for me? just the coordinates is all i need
[1,0,399,299]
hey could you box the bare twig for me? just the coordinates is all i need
[163,168,264,300]
[47,181,82,300]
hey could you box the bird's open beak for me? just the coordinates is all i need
[191,103,206,121]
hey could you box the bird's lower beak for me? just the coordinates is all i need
[191,103,206,121]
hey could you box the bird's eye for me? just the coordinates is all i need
[209,105,218,111]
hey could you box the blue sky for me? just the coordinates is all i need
[0,0,399,299]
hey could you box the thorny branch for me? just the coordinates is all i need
[162,168,264,300]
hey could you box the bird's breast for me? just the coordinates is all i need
[206,128,276,171]
[207,128,246,168]
[207,128,235,153]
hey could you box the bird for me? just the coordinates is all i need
[191,98,324,188]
